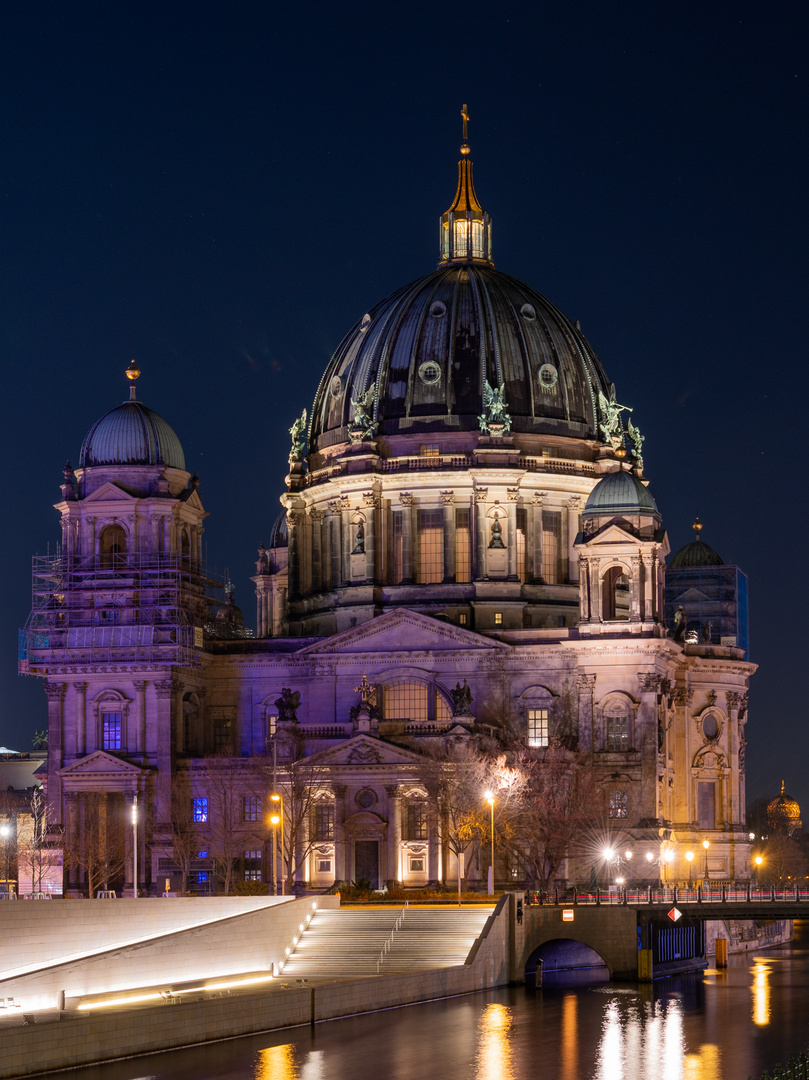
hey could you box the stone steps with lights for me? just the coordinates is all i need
[280,906,495,978]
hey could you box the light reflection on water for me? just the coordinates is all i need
[752,959,771,1026]
[473,1003,514,1080]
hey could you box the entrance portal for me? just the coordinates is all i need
[354,840,379,888]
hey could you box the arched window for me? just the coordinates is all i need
[601,696,634,752]
[382,681,451,724]
[602,566,630,621]
[99,524,126,567]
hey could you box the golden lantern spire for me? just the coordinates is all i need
[693,516,703,538]
[125,359,141,401]
[438,104,493,267]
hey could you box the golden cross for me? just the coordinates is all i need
[461,103,469,143]
[354,673,376,703]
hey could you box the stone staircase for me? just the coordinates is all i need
[280,905,495,979]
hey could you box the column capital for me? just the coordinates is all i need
[507,487,520,502]
[154,679,173,700]
[399,492,413,507]
[73,682,89,694]
[637,673,661,694]
[531,490,548,506]
[441,491,455,505]
[133,680,149,692]
[44,682,66,701]
[474,487,488,502]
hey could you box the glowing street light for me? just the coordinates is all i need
[131,794,138,898]
[685,850,694,884]
[485,791,495,896]
[270,793,284,896]
[703,839,710,881]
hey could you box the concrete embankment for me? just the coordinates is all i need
[0,897,510,1078]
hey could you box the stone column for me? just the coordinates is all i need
[286,509,302,601]
[566,496,582,583]
[64,792,80,893]
[637,674,662,820]
[442,492,456,582]
[154,680,174,826]
[400,493,413,584]
[323,508,334,591]
[578,557,591,623]
[340,498,352,585]
[45,682,66,814]
[310,508,324,593]
[133,681,148,755]
[74,682,88,756]
[576,674,596,752]
[362,492,378,584]
[507,488,519,580]
[532,493,545,582]
[332,785,348,882]
[630,555,643,626]
[174,679,185,755]
[473,489,488,580]
[385,785,402,883]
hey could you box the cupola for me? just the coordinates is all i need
[438,104,493,267]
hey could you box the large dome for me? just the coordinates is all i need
[80,399,185,470]
[310,263,612,451]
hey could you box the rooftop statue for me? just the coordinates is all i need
[274,687,301,723]
[478,379,512,436]
[627,418,645,472]
[349,385,377,443]
[288,409,307,464]
[598,385,632,449]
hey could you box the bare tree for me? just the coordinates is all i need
[201,757,263,893]
[16,786,55,894]
[758,833,809,888]
[155,769,198,893]
[64,793,127,897]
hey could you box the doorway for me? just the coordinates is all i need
[354,840,379,888]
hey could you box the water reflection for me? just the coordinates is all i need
[254,1045,325,1080]
[752,959,771,1026]
[595,996,687,1080]
[474,1003,514,1080]
[560,993,578,1080]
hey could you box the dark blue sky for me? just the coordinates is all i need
[2,2,807,811]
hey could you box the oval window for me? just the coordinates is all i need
[538,363,558,392]
[330,375,343,399]
[520,303,537,321]
[703,715,719,740]
[430,301,447,318]
[359,314,372,333]
[418,361,442,386]
[357,789,376,809]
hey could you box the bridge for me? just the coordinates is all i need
[511,886,804,982]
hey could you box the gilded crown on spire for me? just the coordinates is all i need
[438,105,493,267]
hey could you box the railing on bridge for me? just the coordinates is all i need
[750,1050,809,1080]
[526,883,809,907]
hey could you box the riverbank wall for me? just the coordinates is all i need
[705,918,793,956]
[0,895,511,1078]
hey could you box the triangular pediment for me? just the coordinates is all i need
[82,482,138,504]
[581,523,649,548]
[58,750,148,780]
[296,608,508,657]
[676,586,711,602]
[300,733,426,768]
[180,488,205,511]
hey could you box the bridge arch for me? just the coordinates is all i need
[517,905,640,981]
[524,937,607,979]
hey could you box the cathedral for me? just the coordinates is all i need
[20,123,755,896]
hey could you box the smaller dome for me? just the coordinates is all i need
[767,781,802,835]
[670,539,724,568]
[583,470,660,518]
[269,511,288,549]
[80,400,185,470]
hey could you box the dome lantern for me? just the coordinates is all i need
[438,105,493,267]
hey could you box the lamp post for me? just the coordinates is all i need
[703,839,710,883]
[685,850,694,886]
[754,855,763,889]
[270,793,284,895]
[485,792,495,896]
[0,822,11,895]
[131,794,138,898]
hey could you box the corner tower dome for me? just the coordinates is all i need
[309,114,613,452]
[80,361,186,470]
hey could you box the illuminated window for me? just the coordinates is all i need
[318,859,332,873]
[243,796,261,822]
[494,612,503,626]
[409,857,425,873]
[516,507,527,582]
[383,682,451,724]
[420,445,441,459]
[313,803,335,841]
[193,797,208,823]
[403,801,428,840]
[605,712,629,751]
[102,712,122,750]
[527,708,549,748]
[455,508,471,582]
[609,791,628,818]
[417,509,444,584]
[459,613,468,625]
[542,510,563,584]
[392,510,404,584]
[244,850,262,882]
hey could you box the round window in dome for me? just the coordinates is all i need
[537,363,558,392]
[360,314,371,333]
[418,361,442,386]
[702,714,719,741]
[520,303,537,321]
[330,375,343,399]
[429,301,447,318]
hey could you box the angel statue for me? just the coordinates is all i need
[627,418,645,472]
[597,385,632,449]
[478,379,512,436]
[288,408,307,464]
[349,385,377,443]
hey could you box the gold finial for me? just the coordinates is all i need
[693,516,703,537]
[125,359,141,401]
[781,780,786,796]
[460,103,470,155]
[353,673,376,703]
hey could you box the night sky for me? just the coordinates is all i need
[2,3,807,814]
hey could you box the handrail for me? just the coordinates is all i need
[525,883,809,907]
[376,901,408,973]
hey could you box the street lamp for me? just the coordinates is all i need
[754,854,763,888]
[485,792,495,896]
[685,850,694,885]
[270,793,284,896]
[131,794,138,898]
[0,822,12,895]
[703,839,710,882]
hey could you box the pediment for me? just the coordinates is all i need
[58,750,148,779]
[296,608,508,657]
[82,482,138,504]
[581,523,648,548]
[181,489,205,511]
[301,733,425,768]
[676,587,711,602]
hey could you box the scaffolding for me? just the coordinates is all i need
[19,551,225,673]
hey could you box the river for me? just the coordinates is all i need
[71,921,809,1080]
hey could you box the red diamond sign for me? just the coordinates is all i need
[668,907,683,922]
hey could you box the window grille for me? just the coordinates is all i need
[527,708,549,748]
[313,803,335,841]
[455,508,471,583]
[102,712,122,750]
[193,797,208,823]
[605,713,629,751]
[403,801,428,840]
[516,507,527,582]
[243,796,261,822]
[609,791,628,819]
[417,509,444,584]
[392,510,404,584]
[244,850,262,882]
[542,509,563,584]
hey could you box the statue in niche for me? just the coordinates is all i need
[478,379,512,436]
[672,605,686,642]
[288,408,307,464]
[352,519,365,554]
[489,512,505,549]
[450,680,474,716]
[274,688,300,723]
